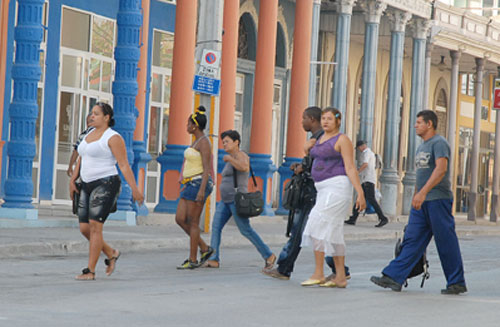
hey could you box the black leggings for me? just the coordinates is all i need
[78,175,121,224]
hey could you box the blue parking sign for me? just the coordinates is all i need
[192,75,221,96]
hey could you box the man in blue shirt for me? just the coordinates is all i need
[370,110,466,295]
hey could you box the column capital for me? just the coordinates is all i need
[387,10,412,33]
[336,0,356,15]
[411,18,431,39]
[475,57,485,71]
[361,0,387,24]
[313,0,322,4]
[450,49,461,62]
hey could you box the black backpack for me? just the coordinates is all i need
[394,226,430,288]
[282,174,302,211]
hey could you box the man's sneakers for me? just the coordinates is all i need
[370,275,402,292]
[262,268,290,280]
[344,217,357,225]
[177,259,200,270]
[441,284,467,295]
[375,217,389,228]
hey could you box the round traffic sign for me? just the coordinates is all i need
[205,52,216,65]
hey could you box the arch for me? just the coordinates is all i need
[275,22,286,68]
[238,12,257,61]
[433,77,449,137]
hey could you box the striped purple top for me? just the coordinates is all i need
[310,133,346,182]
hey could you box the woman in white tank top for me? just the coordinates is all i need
[69,103,144,280]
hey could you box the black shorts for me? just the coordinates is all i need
[77,175,121,224]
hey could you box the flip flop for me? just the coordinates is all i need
[105,250,121,276]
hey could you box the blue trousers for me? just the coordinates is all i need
[382,199,465,287]
[209,201,272,262]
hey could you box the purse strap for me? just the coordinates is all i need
[233,164,257,189]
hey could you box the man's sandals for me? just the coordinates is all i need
[104,250,121,276]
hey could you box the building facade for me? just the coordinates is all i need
[0,0,499,222]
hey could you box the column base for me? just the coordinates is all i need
[467,192,477,221]
[275,157,302,215]
[379,169,400,217]
[154,199,179,213]
[249,153,277,217]
[401,171,416,215]
[0,208,38,220]
[108,210,136,226]
[490,194,499,222]
[132,140,152,216]
[154,144,187,214]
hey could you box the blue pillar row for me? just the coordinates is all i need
[249,154,277,217]
[379,10,411,217]
[331,0,355,124]
[402,19,430,215]
[112,0,142,213]
[359,0,386,146]
[1,0,44,213]
[154,145,186,213]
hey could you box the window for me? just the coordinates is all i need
[54,7,116,203]
[146,30,174,206]
[461,73,475,96]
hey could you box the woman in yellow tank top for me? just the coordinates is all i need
[175,106,214,269]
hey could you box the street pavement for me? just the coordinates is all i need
[1,235,500,327]
[1,209,500,258]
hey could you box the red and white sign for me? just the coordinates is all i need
[494,88,500,110]
[201,49,220,69]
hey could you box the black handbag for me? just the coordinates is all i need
[233,165,264,218]
[72,181,82,215]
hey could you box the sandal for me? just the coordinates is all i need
[201,260,220,268]
[104,249,121,276]
[75,268,95,281]
[264,253,276,270]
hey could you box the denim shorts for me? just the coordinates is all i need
[78,175,121,224]
[180,177,213,202]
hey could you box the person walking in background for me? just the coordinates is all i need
[203,130,276,270]
[300,107,365,288]
[263,107,350,281]
[69,103,144,280]
[370,110,466,294]
[175,106,214,270]
[345,140,388,227]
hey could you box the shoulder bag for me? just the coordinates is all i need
[233,165,264,218]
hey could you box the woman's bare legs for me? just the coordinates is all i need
[332,255,347,287]
[309,250,326,281]
[175,198,209,261]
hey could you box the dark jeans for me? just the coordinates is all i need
[277,203,350,277]
[277,204,313,277]
[351,182,386,221]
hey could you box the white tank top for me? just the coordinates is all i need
[78,128,120,182]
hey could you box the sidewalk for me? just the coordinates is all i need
[0,206,499,259]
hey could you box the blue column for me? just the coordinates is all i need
[331,0,355,122]
[0,0,44,220]
[112,0,142,213]
[402,19,430,215]
[275,157,302,215]
[379,10,411,217]
[250,154,278,217]
[154,144,186,213]
[132,141,151,216]
[359,0,386,146]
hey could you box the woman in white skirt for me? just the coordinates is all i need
[301,107,365,288]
